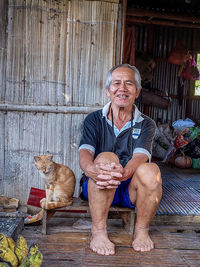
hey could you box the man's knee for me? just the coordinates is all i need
[94,152,119,165]
[135,163,162,191]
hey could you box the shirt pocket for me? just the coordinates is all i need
[132,128,141,139]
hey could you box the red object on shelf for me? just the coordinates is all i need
[27,187,86,213]
[27,187,46,208]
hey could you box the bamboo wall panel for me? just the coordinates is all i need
[0,0,119,202]
[5,0,118,106]
[1,111,85,200]
[0,114,5,187]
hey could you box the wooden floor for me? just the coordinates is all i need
[22,163,200,267]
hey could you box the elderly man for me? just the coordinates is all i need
[78,64,162,255]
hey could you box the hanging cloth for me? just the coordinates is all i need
[124,26,135,65]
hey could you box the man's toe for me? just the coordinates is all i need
[98,247,105,255]
[133,241,140,251]
[107,247,115,255]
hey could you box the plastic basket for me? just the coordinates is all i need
[192,158,200,169]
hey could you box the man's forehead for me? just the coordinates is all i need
[112,67,135,79]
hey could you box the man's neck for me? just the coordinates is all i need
[108,104,134,130]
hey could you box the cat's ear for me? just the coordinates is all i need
[47,155,53,161]
[34,156,40,162]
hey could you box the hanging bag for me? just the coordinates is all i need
[168,39,191,65]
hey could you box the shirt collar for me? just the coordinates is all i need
[102,101,144,123]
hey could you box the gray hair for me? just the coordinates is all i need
[105,64,142,91]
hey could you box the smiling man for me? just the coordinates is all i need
[79,64,162,255]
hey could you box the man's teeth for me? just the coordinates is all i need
[118,95,127,98]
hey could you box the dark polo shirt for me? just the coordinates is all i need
[79,102,156,167]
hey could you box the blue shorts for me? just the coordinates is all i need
[81,176,135,209]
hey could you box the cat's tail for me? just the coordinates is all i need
[44,200,73,210]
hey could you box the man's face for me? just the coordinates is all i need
[106,67,141,109]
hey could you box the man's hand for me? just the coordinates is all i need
[79,150,124,190]
[95,162,124,189]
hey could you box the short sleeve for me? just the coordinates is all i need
[79,112,99,153]
[133,118,156,161]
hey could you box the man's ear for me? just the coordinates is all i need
[135,88,142,99]
[105,88,110,97]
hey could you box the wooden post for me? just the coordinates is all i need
[186,29,196,118]
[144,25,154,116]
[42,209,47,235]
[120,210,135,234]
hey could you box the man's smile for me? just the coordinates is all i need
[116,94,129,99]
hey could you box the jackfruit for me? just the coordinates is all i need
[15,236,28,264]
[0,245,18,267]
[7,237,15,253]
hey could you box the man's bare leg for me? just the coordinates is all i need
[129,163,162,252]
[88,152,119,255]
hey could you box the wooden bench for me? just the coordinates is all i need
[42,198,135,235]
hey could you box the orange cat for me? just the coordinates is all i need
[34,155,76,210]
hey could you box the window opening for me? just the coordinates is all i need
[194,53,200,96]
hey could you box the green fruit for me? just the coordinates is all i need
[0,262,12,267]
[19,251,43,267]
[28,244,38,256]
[15,236,28,264]
[0,245,18,267]
[0,234,8,248]
[7,237,15,252]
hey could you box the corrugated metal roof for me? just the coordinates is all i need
[157,174,200,216]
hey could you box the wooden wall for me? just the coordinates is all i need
[0,0,120,203]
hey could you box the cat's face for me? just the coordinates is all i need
[34,155,54,174]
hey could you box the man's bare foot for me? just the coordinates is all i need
[90,230,115,255]
[132,228,154,252]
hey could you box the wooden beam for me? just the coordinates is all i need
[127,8,200,24]
[0,104,102,114]
[120,0,127,63]
[126,16,200,29]
[94,0,119,3]
[147,24,153,53]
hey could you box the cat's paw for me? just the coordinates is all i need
[40,198,46,209]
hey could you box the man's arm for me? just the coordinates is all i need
[79,149,99,181]
[122,153,148,180]
[121,117,156,180]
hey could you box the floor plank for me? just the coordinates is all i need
[21,224,200,267]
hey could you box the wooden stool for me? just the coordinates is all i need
[42,198,135,235]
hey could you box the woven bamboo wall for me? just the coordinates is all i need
[0,0,119,203]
